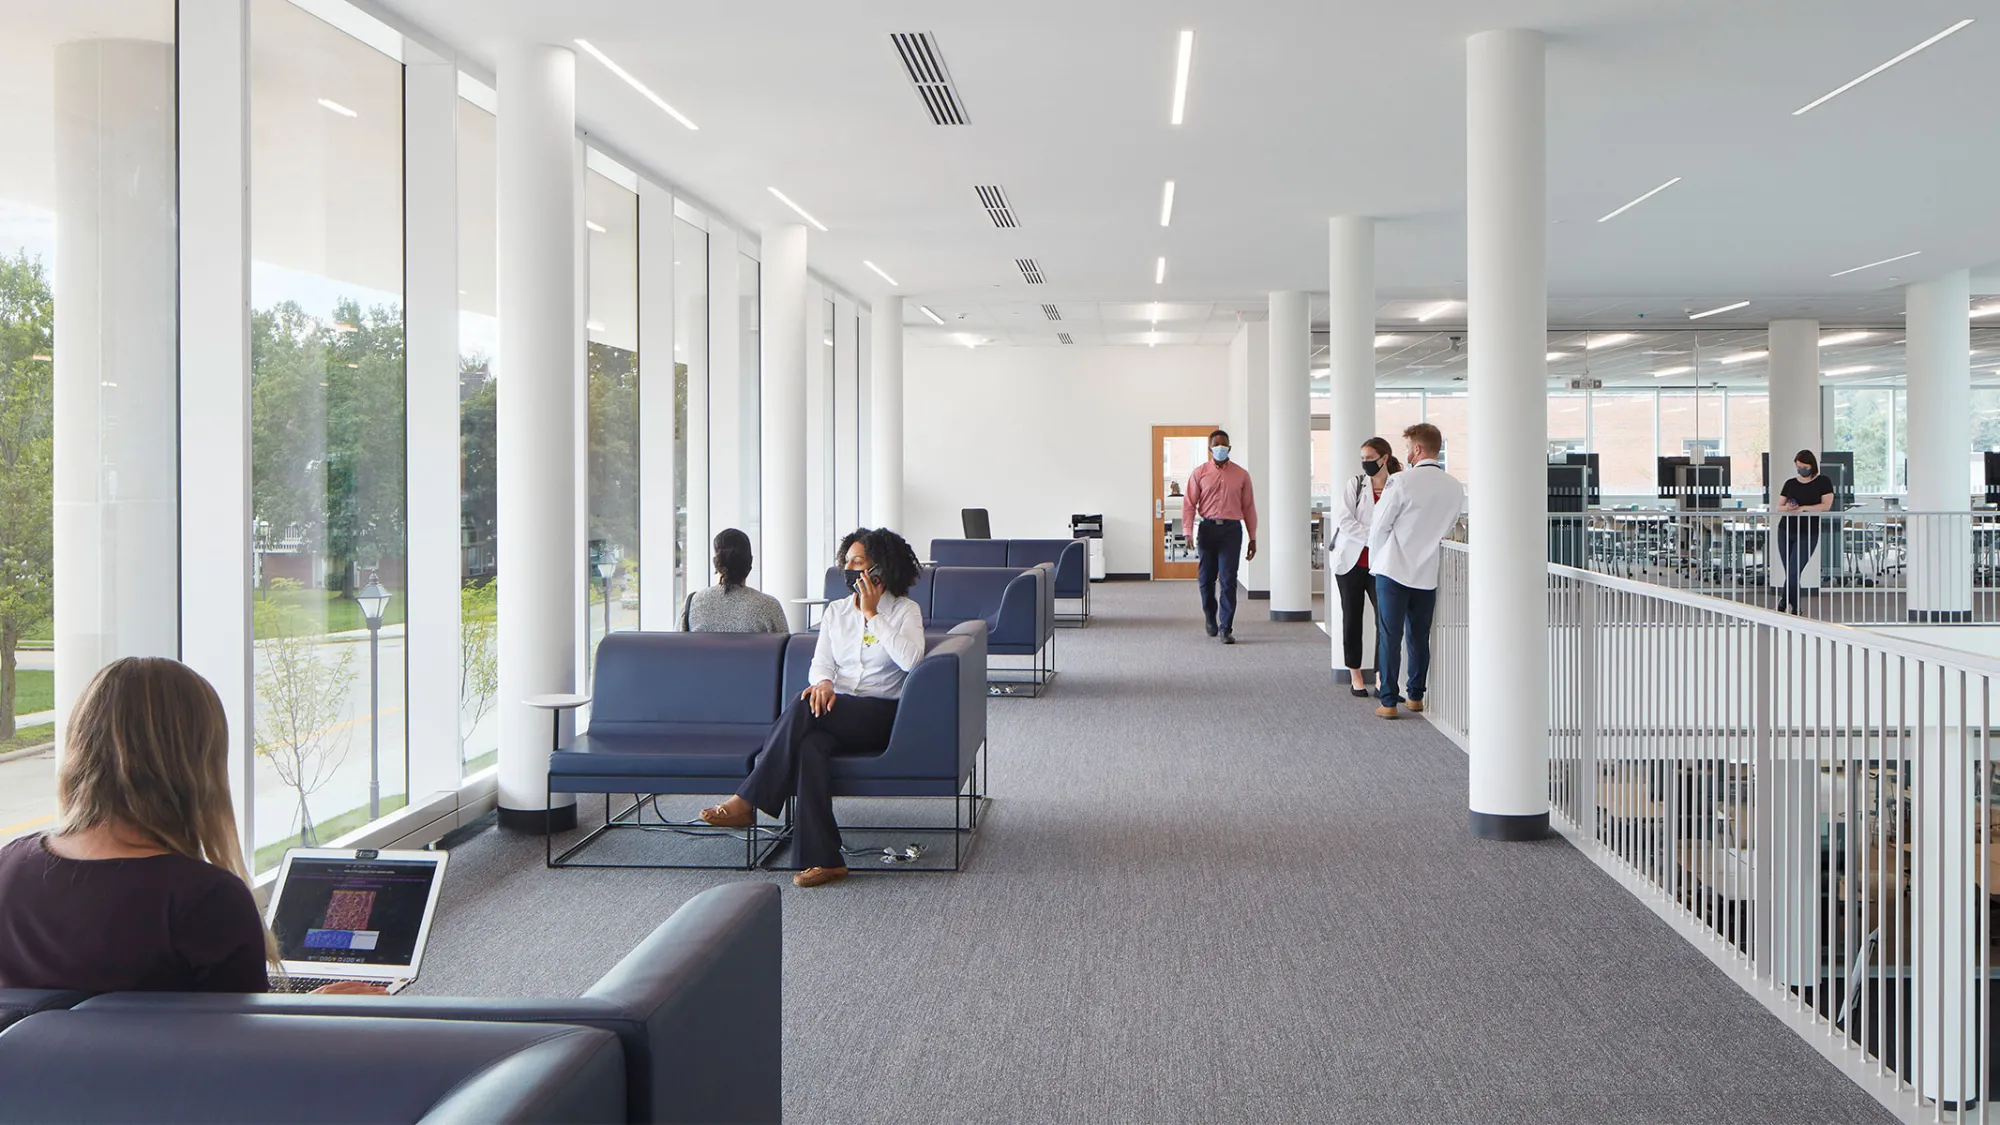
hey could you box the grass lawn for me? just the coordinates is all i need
[12,670,51,716]
[254,793,410,872]
[0,721,52,755]
[255,586,409,639]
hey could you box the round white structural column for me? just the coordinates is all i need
[1267,291,1312,621]
[52,39,181,750]
[1326,216,1377,674]
[1766,320,1822,593]
[760,224,810,623]
[1465,29,1550,841]
[495,44,580,832]
[870,298,905,533]
[1905,272,1972,621]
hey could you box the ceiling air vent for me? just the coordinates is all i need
[1041,303,1062,321]
[1016,258,1045,285]
[1057,332,1075,345]
[975,185,1019,228]
[891,33,968,125]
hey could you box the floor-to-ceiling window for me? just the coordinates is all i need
[1590,391,1656,496]
[456,89,498,772]
[1726,392,1769,497]
[0,3,178,844]
[738,251,761,571]
[585,168,638,679]
[1830,387,1896,496]
[673,216,707,614]
[822,296,837,560]
[248,0,407,869]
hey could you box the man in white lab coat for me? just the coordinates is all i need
[1365,423,1465,720]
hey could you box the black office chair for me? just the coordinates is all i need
[962,508,992,539]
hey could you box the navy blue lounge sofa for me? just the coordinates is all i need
[0,882,780,1125]
[549,625,988,869]
[931,537,1090,625]
[820,564,1056,696]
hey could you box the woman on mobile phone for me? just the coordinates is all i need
[700,527,926,887]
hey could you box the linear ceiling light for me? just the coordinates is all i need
[575,39,699,131]
[919,305,945,325]
[863,260,900,286]
[1155,257,1166,285]
[1689,300,1749,320]
[1721,349,1768,364]
[1792,19,1975,116]
[587,320,606,332]
[1652,366,1694,377]
[1974,302,2000,318]
[1417,300,1458,322]
[1170,30,1194,125]
[1585,332,1636,350]
[767,187,828,232]
[585,220,607,233]
[1818,331,1874,347]
[1374,334,1400,348]
[1596,177,1682,223]
[1546,352,1569,361]
[1831,250,1921,277]
[1825,365,1877,376]
[1159,180,1176,227]
[316,97,357,118]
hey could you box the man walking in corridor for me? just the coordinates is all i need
[1366,423,1464,717]
[1183,428,1257,644]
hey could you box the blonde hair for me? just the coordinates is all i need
[58,656,278,964]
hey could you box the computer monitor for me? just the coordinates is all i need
[1986,453,2000,506]
[1657,456,1690,501]
[1562,452,1600,505]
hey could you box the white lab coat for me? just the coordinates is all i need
[1329,473,1379,576]
[1366,461,1466,591]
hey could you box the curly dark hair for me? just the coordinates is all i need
[713,528,753,588]
[836,527,923,597]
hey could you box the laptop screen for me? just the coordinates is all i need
[270,854,441,968]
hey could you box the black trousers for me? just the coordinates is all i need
[739,694,897,869]
[1334,563,1378,671]
[1195,518,1243,630]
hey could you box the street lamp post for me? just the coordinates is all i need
[352,575,392,820]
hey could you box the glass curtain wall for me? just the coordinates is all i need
[738,252,760,570]
[1831,387,1897,495]
[672,217,707,614]
[822,297,836,559]
[248,0,407,870]
[0,2,178,843]
[456,93,498,772]
[585,170,638,680]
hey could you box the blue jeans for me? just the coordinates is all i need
[1195,518,1243,630]
[1374,575,1437,707]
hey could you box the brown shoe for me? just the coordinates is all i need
[1375,705,1399,720]
[699,802,754,829]
[793,866,848,888]
[1405,700,1425,713]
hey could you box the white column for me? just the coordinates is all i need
[176,0,255,853]
[1767,319,1822,592]
[495,44,579,831]
[1906,272,1973,620]
[1465,28,1549,840]
[637,180,677,629]
[1239,322,1271,596]
[401,49,464,799]
[53,38,180,753]
[1267,291,1311,620]
[870,297,905,532]
[1326,217,1376,673]
[760,225,809,627]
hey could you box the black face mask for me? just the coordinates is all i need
[842,567,879,592]
[1361,459,1382,477]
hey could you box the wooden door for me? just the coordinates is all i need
[1153,425,1218,579]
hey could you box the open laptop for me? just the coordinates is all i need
[265,847,449,995]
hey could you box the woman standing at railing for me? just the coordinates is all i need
[1775,448,1835,614]
[1331,438,1402,695]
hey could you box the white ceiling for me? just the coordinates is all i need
[364,0,2000,330]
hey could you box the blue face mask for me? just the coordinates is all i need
[1211,446,1231,463]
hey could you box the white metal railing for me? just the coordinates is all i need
[1432,541,1999,1121]
[1545,510,2000,626]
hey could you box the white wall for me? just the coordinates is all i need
[904,344,1232,575]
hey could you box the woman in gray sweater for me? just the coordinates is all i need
[683,528,790,633]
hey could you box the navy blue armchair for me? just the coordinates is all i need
[930,538,1089,625]
[929,538,1009,567]
[821,564,1053,696]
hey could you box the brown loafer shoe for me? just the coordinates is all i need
[1375,705,1399,720]
[699,803,754,829]
[1405,700,1425,713]
[793,866,848,888]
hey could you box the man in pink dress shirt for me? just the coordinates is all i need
[1182,428,1258,644]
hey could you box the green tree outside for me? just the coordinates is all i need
[0,252,54,739]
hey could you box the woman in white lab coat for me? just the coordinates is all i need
[1331,437,1401,696]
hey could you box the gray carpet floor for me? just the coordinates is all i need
[413,581,1895,1125]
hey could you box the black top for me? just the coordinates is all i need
[1779,474,1834,517]
[0,833,269,993]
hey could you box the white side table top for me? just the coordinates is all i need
[524,693,591,710]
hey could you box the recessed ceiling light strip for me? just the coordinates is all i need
[1818,331,1873,347]
[768,187,828,232]
[1154,257,1166,285]
[1159,181,1176,227]
[1170,31,1194,125]
[919,305,945,325]
[317,97,357,118]
[1596,177,1682,223]
[575,39,699,131]
[1417,300,1457,322]
[1688,300,1749,321]
[1792,19,1975,116]
[864,260,899,286]
[1830,250,1920,278]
